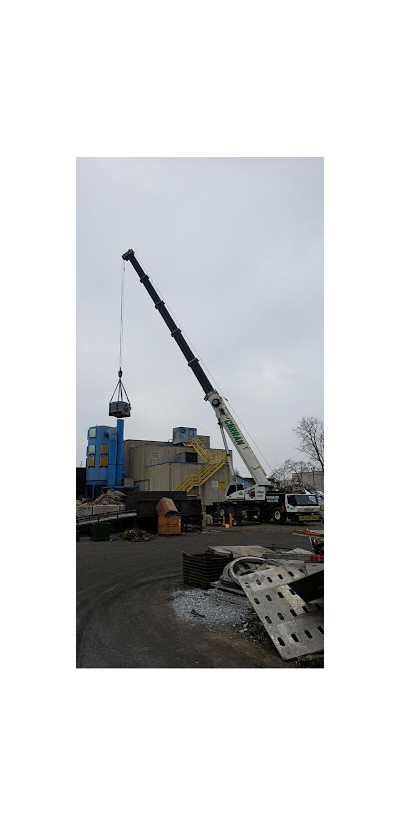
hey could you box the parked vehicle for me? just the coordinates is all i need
[317,491,324,520]
[220,490,321,525]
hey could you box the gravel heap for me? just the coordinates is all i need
[172,588,252,629]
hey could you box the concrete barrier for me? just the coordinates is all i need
[76,504,126,519]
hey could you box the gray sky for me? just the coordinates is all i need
[76,158,323,476]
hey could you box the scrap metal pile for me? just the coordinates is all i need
[183,535,324,662]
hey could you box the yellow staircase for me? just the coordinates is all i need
[174,436,227,495]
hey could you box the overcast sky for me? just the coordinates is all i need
[76,158,323,476]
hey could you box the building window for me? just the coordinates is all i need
[100,444,109,455]
[185,452,197,463]
[88,457,95,468]
[88,445,96,455]
[100,457,108,467]
[89,427,96,438]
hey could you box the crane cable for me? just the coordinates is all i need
[110,260,130,406]
[119,259,125,372]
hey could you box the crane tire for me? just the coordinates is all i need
[273,509,286,525]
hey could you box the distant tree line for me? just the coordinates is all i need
[271,416,324,486]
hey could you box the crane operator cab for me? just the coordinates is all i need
[226,483,245,496]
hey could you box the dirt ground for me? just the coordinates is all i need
[76,523,324,669]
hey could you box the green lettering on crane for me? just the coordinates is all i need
[224,418,246,445]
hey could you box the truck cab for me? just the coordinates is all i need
[279,492,321,523]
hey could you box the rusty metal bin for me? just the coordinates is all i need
[182,552,233,589]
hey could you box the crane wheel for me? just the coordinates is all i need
[273,508,286,525]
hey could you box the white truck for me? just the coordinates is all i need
[223,487,321,525]
[123,249,321,525]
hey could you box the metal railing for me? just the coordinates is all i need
[174,436,227,493]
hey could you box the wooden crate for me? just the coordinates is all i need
[158,515,181,535]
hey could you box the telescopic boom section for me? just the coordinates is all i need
[122,249,213,395]
[122,249,271,487]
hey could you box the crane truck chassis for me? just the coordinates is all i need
[213,489,321,525]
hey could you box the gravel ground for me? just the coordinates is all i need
[77,523,324,668]
[172,588,252,628]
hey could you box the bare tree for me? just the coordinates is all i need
[293,416,324,471]
[271,458,314,487]
[291,460,313,484]
[271,459,298,485]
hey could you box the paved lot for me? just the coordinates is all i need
[76,523,323,669]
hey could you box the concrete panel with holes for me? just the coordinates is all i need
[239,567,324,660]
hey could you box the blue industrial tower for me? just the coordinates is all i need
[85,419,125,500]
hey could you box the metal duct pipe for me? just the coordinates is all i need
[107,428,117,488]
[116,419,124,487]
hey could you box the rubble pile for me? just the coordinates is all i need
[121,529,154,542]
[182,541,324,663]
[92,490,126,506]
[76,491,127,507]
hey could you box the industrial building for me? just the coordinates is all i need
[85,419,125,500]
[123,426,233,508]
[83,423,236,508]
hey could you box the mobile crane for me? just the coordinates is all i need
[122,249,321,525]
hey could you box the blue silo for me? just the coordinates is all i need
[85,420,125,499]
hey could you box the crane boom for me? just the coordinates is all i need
[122,249,272,487]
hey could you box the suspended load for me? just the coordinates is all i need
[109,258,131,418]
[109,369,131,418]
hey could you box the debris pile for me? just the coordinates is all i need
[121,528,155,542]
[92,490,126,506]
[76,490,127,507]
[181,542,324,662]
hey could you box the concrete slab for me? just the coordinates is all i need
[208,545,267,558]
[238,567,324,661]
[268,613,324,660]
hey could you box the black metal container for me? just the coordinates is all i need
[90,522,111,541]
[182,552,233,589]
